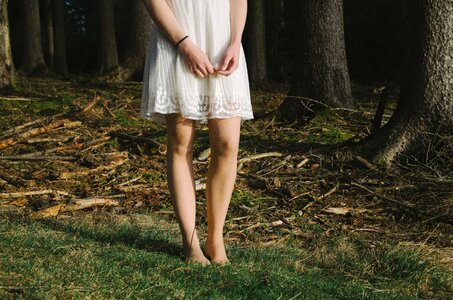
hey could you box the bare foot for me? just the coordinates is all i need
[183,245,211,266]
[204,242,230,265]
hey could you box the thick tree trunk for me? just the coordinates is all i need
[96,0,118,74]
[245,0,267,85]
[0,0,14,88]
[355,0,453,169]
[120,0,151,81]
[42,0,54,69]
[19,0,46,74]
[277,0,354,124]
[52,0,67,76]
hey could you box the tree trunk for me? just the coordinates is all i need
[18,0,46,74]
[52,0,67,76]
[96,0,118,74]
[355,0,453,169]
[277,0,354,124]
[0,0,14,88]
[42,0,54,69]
[120,0,151,81]
[245,0,267,85]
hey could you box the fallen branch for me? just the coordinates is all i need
[302,184,339,211]
[0,96,33,101]
[110,132,166,154]
[296,158,310,168]
[0,189,70,201]
[0,172,27,187]
[26,137,71,144]
[0,118,72,149]
[0,113,65,139]
[351,182,416,210]
[354,155,378,171]
[114,183,165,192]
[320,207,378,216]
[59,157,129,179]
[81,136,111,153]
[237,152,283,172]
[0,155,77,161]
[197,148,211,161]
[116,175,143,187]
[82,96,102,113]
[243,220,285,232]
[238,152,283,164]
[196,182,206,191]
[30,197,122,219]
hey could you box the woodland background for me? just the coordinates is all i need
[7,0,405,81]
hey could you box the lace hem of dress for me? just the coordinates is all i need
[140,93,254,125]
[140,110,254,125]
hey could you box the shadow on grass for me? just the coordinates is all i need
[3,212,183,260]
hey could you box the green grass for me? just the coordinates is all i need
[306,110,356,144]
[143,171,166,183]
[229,190,276,207]
[1,212,451,299]
[0,88,76,122]
[114,109,142,128]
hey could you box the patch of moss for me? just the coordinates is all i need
[142,172,165,183]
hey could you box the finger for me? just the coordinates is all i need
[220,54,232,71]
[218,60,237,75]
[224,58,236,71]
[197,65,209,76]
[217,69,233,76]
[203,57,215,74]
[207,64,215,74]
[194,67,205,78]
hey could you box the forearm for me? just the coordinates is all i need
[141,0,187,45]
[229,0,247,46]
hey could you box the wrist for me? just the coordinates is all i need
[229,38,241,47]
[177,37,192,52]
[175,35,189,47]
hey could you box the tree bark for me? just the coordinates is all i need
[119,0,151,81]
[277,0,354,124]
[245,0,267,85]
[18,0,46,74]
[52,0,67,76]
[0,0,14,88]
[96,0,118,74]
[355,0,453,168]
[42,0,54,69]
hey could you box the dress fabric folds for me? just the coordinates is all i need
[140,0,254,125]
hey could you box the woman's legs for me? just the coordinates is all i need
[204,116,241,264]
[165,113,210,265]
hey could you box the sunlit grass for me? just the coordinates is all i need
[1,212,450,299]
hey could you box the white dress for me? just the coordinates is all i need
[140,0,254,125]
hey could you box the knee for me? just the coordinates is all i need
[211,139,239,158]
[168,140,194,157]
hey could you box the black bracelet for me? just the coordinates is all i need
[175,35,189,48]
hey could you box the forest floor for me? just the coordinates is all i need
[0,77,452,299]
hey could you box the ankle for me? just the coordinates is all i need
[204,241,229,264]
[206,235,224,246]
[183,239,201,250]
[205,240,226,252]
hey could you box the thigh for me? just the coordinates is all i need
[165,113,196,149]
[207,117,241,152]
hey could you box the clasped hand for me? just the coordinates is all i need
[178,38,240,78]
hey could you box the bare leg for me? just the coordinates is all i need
[165,113,210,265]
[205,116,241,264]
